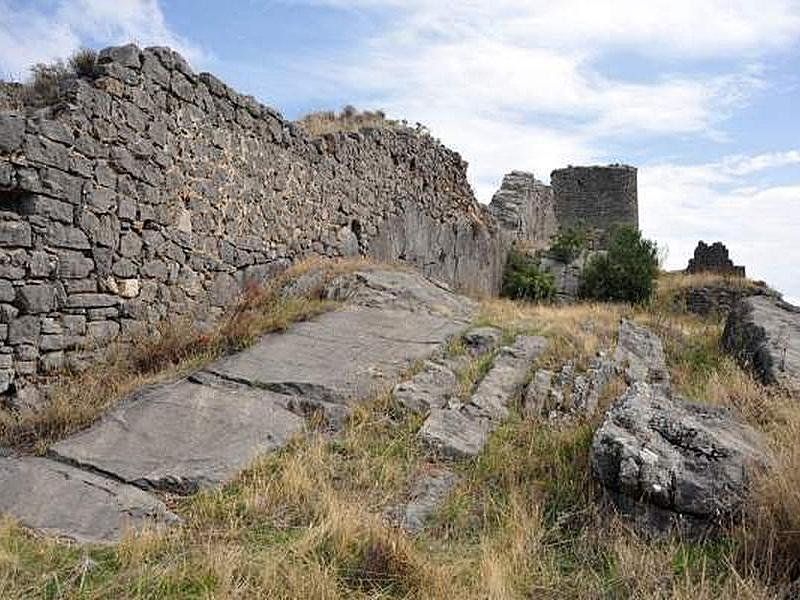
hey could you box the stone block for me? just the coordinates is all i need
[38,120,74,145]
[45,223,90,250]
[28,251,57,278]
[41,318,63,334]
[117,197,136,220]
[67,293,120,309]
[0,280,14,303]
[0,304,19,323]
[88,307,119,320]
[112,258,138,278]
[85,185,117,214]
[16,284,59,314]
[117,279,140,298]
[57,253,94,279]
[65,279,96,294]
[40,334,65,351]
[119,232,143,257]
[63,315,86,336]
[8,316,40,345]
[87,320,120,344]
[0,221,32,248]
[14,344,38,361]
[0,115,25,152]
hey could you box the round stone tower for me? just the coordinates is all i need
[550,164,638,246]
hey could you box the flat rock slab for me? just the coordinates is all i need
[50,379,305,494]
[419,408,492,460]
[470,335,548,420]
[4,268,476,543]
[385,467,458,532]
[204,307,468,404]
[324,269,476,319]
[723,296,800,394]
[0,457,178,543]
[419,335,547,459]
[393,360,459,415]
[614,320,670,388]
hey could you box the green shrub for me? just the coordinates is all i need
[579,226,659,304]
[501,248,555,302]
[548,225,588,262]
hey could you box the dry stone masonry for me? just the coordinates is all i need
[551,165,638,246]
[686,241,745,277]
[0,42,639,407]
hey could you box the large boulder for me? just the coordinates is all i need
[591,382,768,536]
[723,295,800,394]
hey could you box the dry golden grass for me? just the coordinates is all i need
[296,106,413,137]
[0,270,798,598]
[652,270,771,315]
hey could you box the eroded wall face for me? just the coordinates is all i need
[550,166,638,244]
[488,171,558,249]
[0,44,506,402]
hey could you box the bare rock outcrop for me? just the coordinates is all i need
[0,456,178,543]
[592,321,768,537]
[614,320,670,388]
[420,335,548,460]
[2,268,475,542]
[723,295,800,394]
[591,382,767,536]
[524,352,615,418]
[488,171,556,248]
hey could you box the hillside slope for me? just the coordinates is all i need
[0,266,797,599]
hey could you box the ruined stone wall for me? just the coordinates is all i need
[686,241,745,277]
[0,44,507,403]
[550,165,638,245]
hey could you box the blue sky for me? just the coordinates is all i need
[1,0,799,300]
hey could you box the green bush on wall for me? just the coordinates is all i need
[579,225,659,304]
[548,225,588,262]
[501,248,555,302]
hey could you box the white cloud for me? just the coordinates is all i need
[291,1,786,204]
[295,0,800,56]
[285,1,800,301]
[640,154,800,299]
[0,0,205,79]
